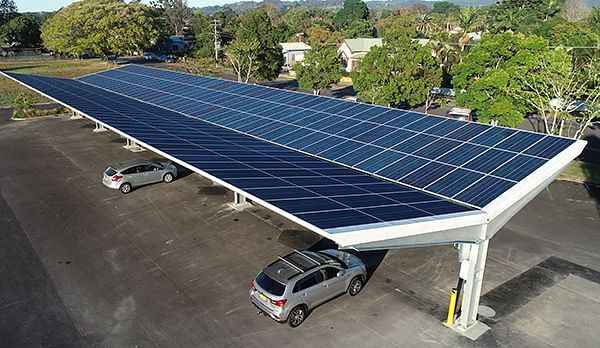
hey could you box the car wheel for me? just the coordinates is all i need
[288,305,307,328]
[163,173,174,183]
[119,183,132,194]
[348,276,364,296]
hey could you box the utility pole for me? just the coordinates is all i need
[213,19,220,67]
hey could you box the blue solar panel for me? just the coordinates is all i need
[6,72,477,232]
[74,65,576,208]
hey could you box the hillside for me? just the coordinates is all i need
[198,0,497,15]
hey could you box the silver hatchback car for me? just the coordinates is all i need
[102,160,177,194]
[250,249,367,327]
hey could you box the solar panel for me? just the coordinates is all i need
[5,72,475,231]
[77,65,576,208]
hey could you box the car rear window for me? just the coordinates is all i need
[256,272,285,296]
[105,167,117,176]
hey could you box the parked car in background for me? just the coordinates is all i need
[102,160,177,194]
[250,249,367,327]
[143,52,177,63]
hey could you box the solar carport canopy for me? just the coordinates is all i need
[2,65,585,249]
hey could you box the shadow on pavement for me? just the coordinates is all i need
[581,131,600,165]
[481,256,600,325]
[0,194,84,347]
[305,238,388,282]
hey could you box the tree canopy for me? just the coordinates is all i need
[378,14,418,43]
[432,1,460,14]
[0,15,41,48]
[342,19,375,39]
[513,49,599,138]
[225,8,283,82]
[452,33,551,127]
[191,12,214,58]
[41,0,161,57]
[151,0,193,35]
[0,0,17,27]
[334,0,369,29]
[353,39,442,107]
[295,45,341,95]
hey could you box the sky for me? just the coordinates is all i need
[15,0,236,12]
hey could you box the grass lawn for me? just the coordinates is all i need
[559,161,600,185]
[0,58,110,107]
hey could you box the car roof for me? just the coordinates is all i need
[110,160,152,171]
[262,250,341,284]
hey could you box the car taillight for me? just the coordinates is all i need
[271,299,287,308]
[111,175,123,182]
[250,280,255,290]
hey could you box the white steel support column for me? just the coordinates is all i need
[454,240,490,340]
[93,122,107,133]
[69,110,83,119]
[234,192,246,205]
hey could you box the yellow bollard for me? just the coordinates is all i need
[446,288,458,326]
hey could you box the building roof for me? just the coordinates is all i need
[280,42,311,52]
[341,38,383,53]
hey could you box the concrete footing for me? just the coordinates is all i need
[69,111,83,120]
[123,138,145,152]
[93,122,107,133]
[448,320,490,341]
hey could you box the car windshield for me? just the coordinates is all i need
[256,271,285,296]
[316,252,347,268]
[105,167,117,176]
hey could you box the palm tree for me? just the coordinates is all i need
[415,13,434,38]
[454,8,481,52]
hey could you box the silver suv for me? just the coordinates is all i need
[250,249,367,327]
[102,160,177,194]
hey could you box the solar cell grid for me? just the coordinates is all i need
[7,72,477,231]
[41,65,578,209]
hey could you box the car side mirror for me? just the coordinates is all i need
[337,270,345,277]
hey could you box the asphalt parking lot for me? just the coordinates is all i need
[2,115,600,348]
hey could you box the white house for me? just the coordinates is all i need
[280,42,311,70]
[338,38,383,72]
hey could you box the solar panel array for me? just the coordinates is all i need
[6,72,476,230]
[79,65,575,207]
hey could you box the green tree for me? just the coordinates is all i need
[334,0,369,30]
[452,33,549,127]
[550,21,599,61]
[41,0,161,57]
[295,46,341,95]
[415,13,435,38]
[0,15,41,47]
[230,8,284,81]
[213,7,238,34]
[432,1,460,14]
[513,49,599,138]
[151,0,193,35]
[0,0,17,27]
[378,14,418,44]
[490,0,564,33]
[282,7,335,34]
[225,37,260,83]
[307,25,341,46]
[191,12,214,58]
[342,19,375,38]
[352,39,442,107]
[590,7,600,33]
